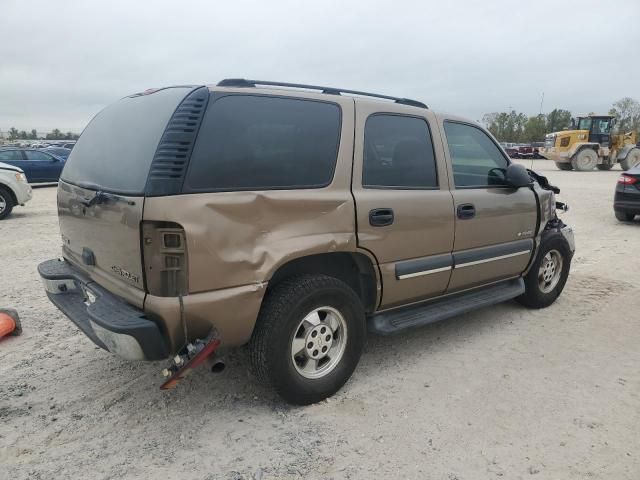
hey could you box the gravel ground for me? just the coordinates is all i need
[1,159,639,480]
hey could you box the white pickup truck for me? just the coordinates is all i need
[0,161,32,220]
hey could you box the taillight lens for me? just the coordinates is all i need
[618,175,638,185]
[142,221,188,296]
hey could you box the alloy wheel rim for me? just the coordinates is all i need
[0,194,6,214]
[291,306,348,379]
[538,249,563,293]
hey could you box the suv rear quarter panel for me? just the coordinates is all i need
[142,91,357,347]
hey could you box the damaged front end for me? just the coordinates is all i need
[523,169,575,275]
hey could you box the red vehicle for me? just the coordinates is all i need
[515,144,534,159]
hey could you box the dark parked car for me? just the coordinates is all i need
[614,165,640,221]
[43,147,72,160]
[0,148,65,182]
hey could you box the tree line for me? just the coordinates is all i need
[5,127,79,141]
[483,97,640,144]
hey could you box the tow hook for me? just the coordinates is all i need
[160,334,221,390]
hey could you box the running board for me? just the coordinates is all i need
[368,278,525,335]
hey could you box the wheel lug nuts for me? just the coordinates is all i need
[320,327,326,334]
[311,331,317,338]
[313,349,319,357]
[325,335,331,341]
[322,346,328,353]
[307,342,313,349]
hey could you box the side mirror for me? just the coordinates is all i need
[506,163,531,188]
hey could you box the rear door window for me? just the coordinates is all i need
[443,121,509,188]
[0,150,23,161]
[363,114,438,188]
[184,95,341,191]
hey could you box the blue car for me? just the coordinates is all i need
[43,147,72,160]
[0,148,65,183]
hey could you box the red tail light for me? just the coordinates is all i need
[618,175,638,185]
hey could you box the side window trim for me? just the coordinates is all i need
[443,119,512,190]
[362,112,439,190]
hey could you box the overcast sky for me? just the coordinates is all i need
[1,0,639,133]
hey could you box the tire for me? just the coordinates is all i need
[555,162,573,171]
[516,232,572,309]
[615,210,636,222]
[249,274,366,405]
[596,162,613,170]
[0,186,15,220]
[620,148,640,171]
[571,149,598,171]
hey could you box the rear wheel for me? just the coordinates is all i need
[516,232,571,309]
[0,186,14,220]
[615,210,636,222]
[596,162,613,170]
[249,274,366,405]
[571,149,598,171]
[620,148,640,171]
[555,162,573,171]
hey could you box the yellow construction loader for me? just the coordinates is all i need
[539,114,640,171]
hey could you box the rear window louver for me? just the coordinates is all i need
[145,86,209,196]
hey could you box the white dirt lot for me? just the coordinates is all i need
[1,159,639,480]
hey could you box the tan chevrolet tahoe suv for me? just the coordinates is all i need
[39,79,575,404]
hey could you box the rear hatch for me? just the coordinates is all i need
[58,86,198,307]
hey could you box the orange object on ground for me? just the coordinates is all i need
[0,309,21,338]
[0,313,16,338]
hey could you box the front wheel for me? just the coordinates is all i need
[516,232,572,309]
[0,186,15,220]
[249,274,366,405]
[571,149,598,171]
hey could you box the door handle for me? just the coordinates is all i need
[369,208,394,227]
[457,203,475,220]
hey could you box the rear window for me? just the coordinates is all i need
[184,95,341,192]
[61,87,192,194]
[0,150,22,161]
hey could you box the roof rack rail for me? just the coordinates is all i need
[216,78,428,109]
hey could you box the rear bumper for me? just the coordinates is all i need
[614,202,640,214]
[38,258,169,361]
[614,188,640,213]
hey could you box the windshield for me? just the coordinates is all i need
[592,118,611,134]
[61,87,192,194]
[577,117,592,131]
